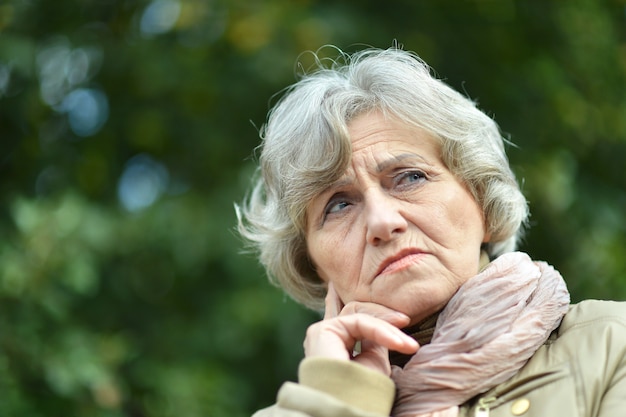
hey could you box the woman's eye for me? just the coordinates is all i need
[397,170,426,186]
[326,200,350,215]
[318,191,354,224]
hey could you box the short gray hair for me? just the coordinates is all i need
[237,46,528,310]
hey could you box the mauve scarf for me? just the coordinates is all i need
[391,252,570,417]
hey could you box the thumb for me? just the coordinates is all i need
[323,282,343,320]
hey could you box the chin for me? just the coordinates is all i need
[391,295,448,325]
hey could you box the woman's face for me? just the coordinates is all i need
[306,111,490,325]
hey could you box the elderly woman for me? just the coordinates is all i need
[237,47,626,417]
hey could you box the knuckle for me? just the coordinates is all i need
[306,319,336,337]
[340,302,359,315]
[340,301,390,319]
[304,322,322,339]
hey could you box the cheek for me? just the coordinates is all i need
[306,235,337,282]
[460,205,486,241]
[307,231,362,298]
[444,190,486,239]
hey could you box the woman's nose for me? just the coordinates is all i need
[364,192,408,245]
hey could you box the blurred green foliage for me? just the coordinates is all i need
[0,0,624,416]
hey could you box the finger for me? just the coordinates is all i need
[340,301,411,327]
[305,313,418,358]
[347,314,418,354]
[354,339,392,375]
[323,282,343,320]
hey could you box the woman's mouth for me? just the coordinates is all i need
[377,251,427,276]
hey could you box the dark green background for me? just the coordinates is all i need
[0,0,624,415]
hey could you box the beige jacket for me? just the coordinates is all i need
[253,300,626,417]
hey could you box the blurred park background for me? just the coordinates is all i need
[0,0,625,416]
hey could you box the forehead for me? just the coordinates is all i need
[347,111,441,165]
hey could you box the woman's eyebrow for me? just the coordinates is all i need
[376,153,427,173]
[320,153,430,196]
[324,178,352,193]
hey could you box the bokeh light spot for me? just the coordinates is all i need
[61,88,109,137]
[0,63,10,96]
[117,155,169,212]
[140,0,181,36]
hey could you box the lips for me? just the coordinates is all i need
[376,249,427,277]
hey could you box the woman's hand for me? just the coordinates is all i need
[303,283,419,375]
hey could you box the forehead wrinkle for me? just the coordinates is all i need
[324,151,431,194]
[375,152,429,173]
[322,176,354,195]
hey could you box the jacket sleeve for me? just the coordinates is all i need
[252,357,396,417]
[593,303,626,417]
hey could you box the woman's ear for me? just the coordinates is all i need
[482,223,492,243]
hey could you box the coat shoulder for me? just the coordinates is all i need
[559,299,626,334]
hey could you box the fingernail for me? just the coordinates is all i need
[389,312,410,321]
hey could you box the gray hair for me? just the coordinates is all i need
[236,46,528,310]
